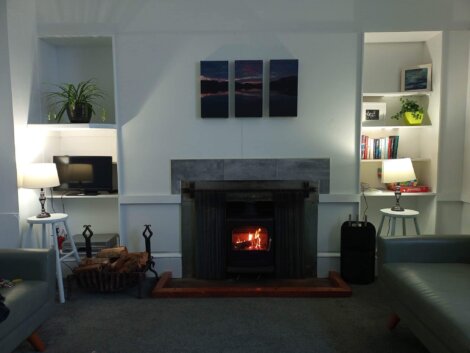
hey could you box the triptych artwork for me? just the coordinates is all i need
[200,59,298,118]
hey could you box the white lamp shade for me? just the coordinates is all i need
[381,158,416,184]
[22,163,60,189]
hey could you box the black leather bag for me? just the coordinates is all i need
[340,218,376,284]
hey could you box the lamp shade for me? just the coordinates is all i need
[22,163,60,189]
[381,158,416,184]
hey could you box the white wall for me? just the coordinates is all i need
[0,0,20,247]
[460,32,470,233]
[437,31,470,234]
[4,0,470,274]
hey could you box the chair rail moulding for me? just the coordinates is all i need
[318,194,360,203]
[119,194,182,205]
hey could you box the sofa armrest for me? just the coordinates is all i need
[0,249,55,284]
[378,235,470,265]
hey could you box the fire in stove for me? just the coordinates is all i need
[232,226,269,251]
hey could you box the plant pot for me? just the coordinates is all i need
[66,103,93,123]
[404,111,424,125]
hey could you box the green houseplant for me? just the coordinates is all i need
[391,97,424,125]
[47,79,104,123]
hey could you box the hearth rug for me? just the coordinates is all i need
[151,271,352,298]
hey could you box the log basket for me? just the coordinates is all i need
[73,270,146,294]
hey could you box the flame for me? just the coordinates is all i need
[233,227,268,251]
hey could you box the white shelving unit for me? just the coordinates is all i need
[29,35,120,237]
[360,31,442,235]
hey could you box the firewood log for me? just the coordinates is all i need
[96,246,128,259]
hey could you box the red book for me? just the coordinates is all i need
[400,185,431,193]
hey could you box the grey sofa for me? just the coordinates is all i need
[0,249,55,353]
[378,235,470,353]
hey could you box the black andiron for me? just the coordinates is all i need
[82,225,94,258]
[142,224,159,279]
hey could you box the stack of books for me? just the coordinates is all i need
[361,135,399,160]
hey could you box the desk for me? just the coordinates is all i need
[25,213,80,303]
[377,208,420,236]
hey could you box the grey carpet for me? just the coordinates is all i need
[13,280,428,353]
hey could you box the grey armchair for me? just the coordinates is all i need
[0,249,55,353]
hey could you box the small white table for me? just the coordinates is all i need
[25,213,80,303]
[377,208,421,236]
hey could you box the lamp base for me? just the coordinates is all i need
[390,205,405,212]
[36,211,51,218]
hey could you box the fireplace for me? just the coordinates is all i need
[181,180,318,279]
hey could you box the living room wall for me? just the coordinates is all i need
[0,0,19,247]
[4,0,470,275]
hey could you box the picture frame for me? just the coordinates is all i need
[235,60,263,117]
[362,102,386,121]
[200,61,229,118]
[269,59,299,117]
[401,64,432,92]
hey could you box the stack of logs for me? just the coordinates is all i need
[74,247,148,274]
[72,247,148,292]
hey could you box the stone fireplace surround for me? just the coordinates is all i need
[171,158,330,279]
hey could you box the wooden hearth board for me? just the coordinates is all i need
[151,271,352,298]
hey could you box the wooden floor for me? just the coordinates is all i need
[151,271,352,298]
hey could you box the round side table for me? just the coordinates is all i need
[25,213,80,303]
[376,208,421,236]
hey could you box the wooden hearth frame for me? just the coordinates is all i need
[151,271,351,298]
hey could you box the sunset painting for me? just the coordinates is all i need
[269,59,299,117]
[235,60,263,117]
[200,61,229,118]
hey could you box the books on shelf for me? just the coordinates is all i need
[385,184,431,193]
[361,135,399,160]
[399,185,431,193]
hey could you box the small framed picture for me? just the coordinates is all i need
[362,102,386,121]
[401,64,432,92]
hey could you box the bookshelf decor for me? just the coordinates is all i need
[401,64,432,92]
[362,102,386,121]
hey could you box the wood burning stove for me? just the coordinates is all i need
[226,197,275,274]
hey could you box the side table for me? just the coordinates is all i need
[377,208,421,236]
[25,213,80,303]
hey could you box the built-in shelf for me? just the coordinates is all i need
[363,91,431,97]
[28,123,116,131]
[363,190,435,197]
[47,193,118,199]
[362,120,431,128]
[361,158,430,163]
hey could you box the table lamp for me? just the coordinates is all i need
[22,163,60,218]
[381,158,416,212]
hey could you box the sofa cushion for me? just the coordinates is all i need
[0,281,49,339]
[381,263,470,353]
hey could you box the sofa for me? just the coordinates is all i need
[0,249,55,353]
[378,235,470,353]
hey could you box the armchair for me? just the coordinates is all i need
[0,249,55,353]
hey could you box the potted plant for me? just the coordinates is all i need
[391,97,424,125]
[47,79,105,123]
